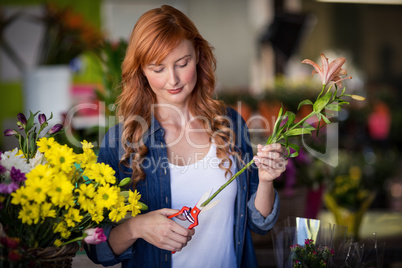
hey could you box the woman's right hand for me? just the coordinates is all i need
[132,208,195,251]
[109,208,195,254]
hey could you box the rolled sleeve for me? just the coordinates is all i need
[247,189,280,235]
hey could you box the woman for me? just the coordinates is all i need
[85,5,286,268]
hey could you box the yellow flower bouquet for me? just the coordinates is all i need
[0,112,146,265]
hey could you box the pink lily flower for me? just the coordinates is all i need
[302,53,352,88]
[83,227,107,245]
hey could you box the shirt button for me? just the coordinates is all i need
[241,214,243,217]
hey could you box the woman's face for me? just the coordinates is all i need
[142,39,198,107]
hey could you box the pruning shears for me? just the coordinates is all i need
[168,188,220,230]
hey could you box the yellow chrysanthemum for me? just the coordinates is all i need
[81,140,94,150]
[64,208,83,227]
[127,190,142,217]
[54,221,67,233]
[40,203,56,219]
[77,152,97,170]
[24,172,52,203]
[45,144,76,173]
[109,205,129,222]
[75,183,96,211]
[26,164,54,181]
[37,137,57,153]
[18,203,40,225]
[48,174,74,208]
[54,221,71,239]
[84,162,116,186]
[94,184,119,209]
[89,207,105,224]
[77,140,97,168]
[54,239,62,247]
[11,187,30,206]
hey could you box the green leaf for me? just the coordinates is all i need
[281,142,300,158]
[28,130,36,158]
[341,86,346,96]
[25,111,37,132]
[302,121,316,132]
[297,99,313,110]
[313,91,332,113]
[285,111,296,128]
[321,114,331,124]
[268,106,284,144]
[325,103,341,111]
[288,143,300,158]
[285,127,313,137]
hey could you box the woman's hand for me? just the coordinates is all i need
[253,143,287,217]
[109,208,195,255]
[253,143,287,182]
[130,208,195,252]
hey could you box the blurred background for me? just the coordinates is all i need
[1,0,401,267]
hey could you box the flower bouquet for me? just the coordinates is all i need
[0,112,147,267]
[271,217,385,267]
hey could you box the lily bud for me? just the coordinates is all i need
[83,227,107,245]
[38,113,47,125]
[4,129,18,136]
[351,95,365,101]
[48,124,63,134]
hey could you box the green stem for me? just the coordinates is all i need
[201,159,255,207]
[61,235,84,246]
[201,110,319,207]
[317,84,326,100]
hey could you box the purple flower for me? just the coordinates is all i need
[10,167,26,183]
[17,113,27,125]
[48,124,63,135]
[38,113,47,125]
[4,129,17,136]
[0,165,6,174]
[0,182,19,194]
[17,113,27,130]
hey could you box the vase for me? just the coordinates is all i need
[23,65,72,125]
[324,192,376,241]
[28,242,80,268]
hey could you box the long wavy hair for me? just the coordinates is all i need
[117,5,239,188]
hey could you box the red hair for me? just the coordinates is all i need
[117,5,238,187]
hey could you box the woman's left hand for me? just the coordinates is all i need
[253,143,287,182]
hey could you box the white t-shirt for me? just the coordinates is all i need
[169,143,237,268]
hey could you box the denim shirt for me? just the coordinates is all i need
[85,108,280,268]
